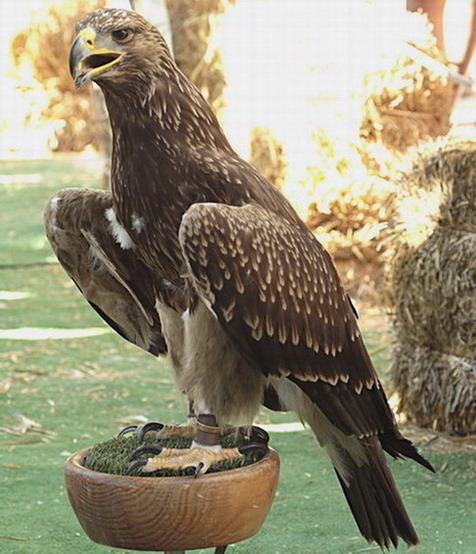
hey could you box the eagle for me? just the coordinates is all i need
[47,8,434,549]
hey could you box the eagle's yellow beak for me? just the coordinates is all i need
[69,28,123,88]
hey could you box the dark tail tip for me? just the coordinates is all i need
[335,437,420,549]
[380,432,435,473]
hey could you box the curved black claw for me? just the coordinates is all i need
[249,426,270,444]
[194,462,205,478]
[238,442,268,456]
[136,421,164,442]
[117,424,139,437]
[130,444,164,461]
[127,458,148,474]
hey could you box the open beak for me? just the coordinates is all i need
[69,29,123,88]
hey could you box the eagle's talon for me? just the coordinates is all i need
[249,426,270,444]
[130,444,164,461]
[117,421,165,440]
[136,421,165,441]
[238,443,268,456]
[117,424,139,437]
[127,458,148,474]
[194,461,205,478]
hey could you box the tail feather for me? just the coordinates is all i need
[380,431,435,473]
[335,436,419,549]
[268,378,426,549]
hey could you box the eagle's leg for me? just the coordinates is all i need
[117,302,199,440]
[127,302,268,474]
[128,413,267,475]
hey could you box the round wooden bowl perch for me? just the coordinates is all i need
[64,447,279,551]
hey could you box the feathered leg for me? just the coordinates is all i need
[128,302,268,475]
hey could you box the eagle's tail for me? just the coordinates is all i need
[332,435,418,549]
[269,378,427,549]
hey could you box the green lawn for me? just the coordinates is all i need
[0,158,475,553]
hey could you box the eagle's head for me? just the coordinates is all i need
[69,9,172,89]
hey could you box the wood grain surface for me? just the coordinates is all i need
[64,447,280,551]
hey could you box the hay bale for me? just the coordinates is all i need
[359,13,456,154]
[396,139,476,234]
[391,342,476,435]
[387,138,476,434]
[388,228,476,359]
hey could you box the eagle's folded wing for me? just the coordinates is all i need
[44,188,166,356]
[179,202,395,438]
[179,201,433,548]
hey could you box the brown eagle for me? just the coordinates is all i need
[47,8,434,549]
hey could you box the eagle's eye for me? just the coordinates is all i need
[112,28,133,43]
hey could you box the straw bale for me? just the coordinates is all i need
[387,138,476,433]
[391,341,476,435]
[396,139,476,237]
[387,139,476,354]
[359,14,456,154]
[388,228,476,359]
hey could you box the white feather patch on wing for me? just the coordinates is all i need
[105,207,134,250]
[46,196,61,228]
[49,195,60,212]
[131,213,146,233]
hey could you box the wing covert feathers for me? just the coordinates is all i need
[179,203,361,373]
[44,188,166,355]
[179,203,386,432]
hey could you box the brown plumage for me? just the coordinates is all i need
[52,8,435,549]
[44,188,167,356]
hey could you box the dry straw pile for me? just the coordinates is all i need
[257,10,455,299]
[359,39,455,155]
[11,0,107,151]
[386,139,476,435]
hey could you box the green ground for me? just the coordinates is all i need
[0,158,475,554]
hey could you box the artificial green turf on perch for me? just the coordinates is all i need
[84,433,265,477]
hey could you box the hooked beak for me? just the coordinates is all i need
[69,28,123,88]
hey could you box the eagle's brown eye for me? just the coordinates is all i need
[112,28,132,43]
